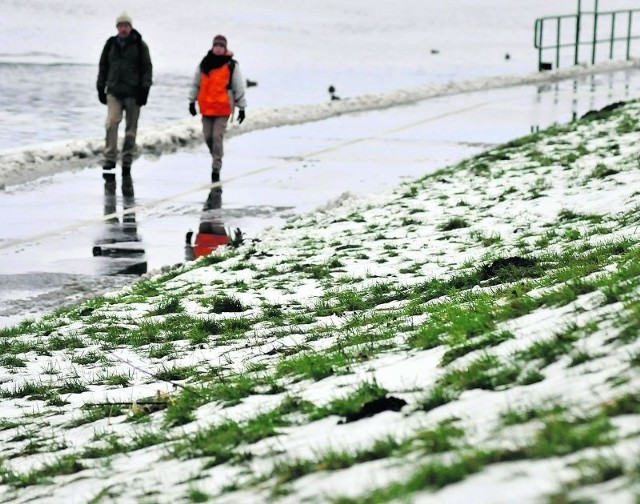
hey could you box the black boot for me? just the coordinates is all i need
[211,169,220,183]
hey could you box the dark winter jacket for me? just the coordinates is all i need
[97,29,152,101]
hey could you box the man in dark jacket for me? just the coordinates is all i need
[97,12,152,182]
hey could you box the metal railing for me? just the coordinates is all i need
[534,3,640,71]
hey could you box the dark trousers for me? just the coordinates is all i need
[202,115,229,174]
[104,95,141,168]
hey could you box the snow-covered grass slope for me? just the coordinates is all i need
[0,96,639,503]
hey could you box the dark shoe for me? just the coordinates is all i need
[211,170,221,183]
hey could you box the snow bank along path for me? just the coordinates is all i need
[0,59,638,189]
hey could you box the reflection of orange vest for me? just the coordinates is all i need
[193,233,228,259]
[197,65,231,116]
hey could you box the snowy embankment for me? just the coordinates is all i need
[0,59,638,188]
[0,87,639,503]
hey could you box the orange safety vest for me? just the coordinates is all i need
[193,232,229,259]
[197,64,231,116]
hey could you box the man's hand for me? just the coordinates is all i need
[237,109,246,124]
[189,102,197,116]
[136,88,149,106]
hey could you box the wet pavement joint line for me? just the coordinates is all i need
[0,99,495,252]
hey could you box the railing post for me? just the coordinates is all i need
[592,0,599,64]
[610,12,617,59]
[556,17,562,68]
[534,18,539,66]
[575,0,582,65]
[627,11,634,60]
[538,19,545,70]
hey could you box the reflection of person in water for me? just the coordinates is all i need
[185,186,242,261]
[93,174,147,275]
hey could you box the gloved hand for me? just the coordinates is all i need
[237,109,246,124]
[98,89,107,105]
[136,88,149,106]
[189,102,197,116]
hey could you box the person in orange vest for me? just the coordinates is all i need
[184,187,243,261]
[188,34,247,183]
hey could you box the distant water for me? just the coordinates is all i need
[0,0,636,151]
[0,60,191,150]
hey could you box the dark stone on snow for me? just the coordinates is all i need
[340,396,408,424]
[335,244,361,251]
[580,101,627,121]
[479,256,542,284]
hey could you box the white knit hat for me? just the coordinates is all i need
[116,12,133,26]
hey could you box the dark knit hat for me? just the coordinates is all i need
[212,34,227,48]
